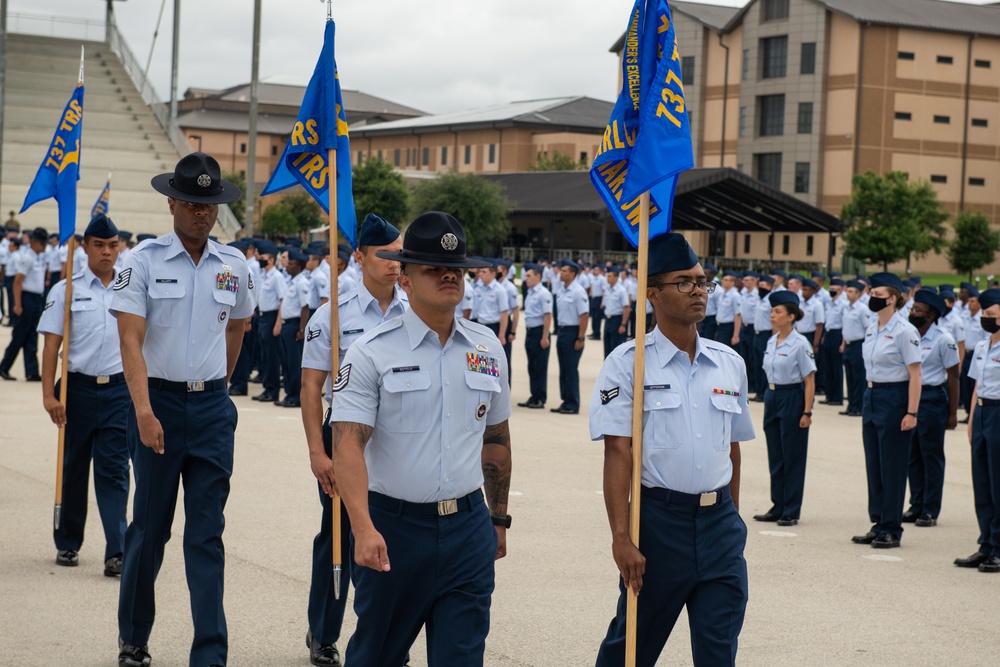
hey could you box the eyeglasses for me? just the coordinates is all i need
[649,280,716,294]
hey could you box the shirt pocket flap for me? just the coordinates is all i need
[710,394,742,414]
[643,390,682,411]
[148,282,186,299]
[70,299,98,312]
[383,371,431,393]
[212,289,237,306]
[465,370,502,394]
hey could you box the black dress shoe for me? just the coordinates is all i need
[777,516,798,526]
[279,398,301,408]
[56,549,79,566]
[104,554,123,577]
[307,630,342,666]
[978,556,1000,573]
[557,407,579,414]
[118,640,151,667]
[0,368,15,381]
[252,392,277,402]
[550,406,566,413]
[915,514,937,527]
[753,512,780,522]
[902,509,920,523]
[871,533,900,549]
[516,400,534,407]
[954,551,989,568]
[822,400,843,405]
[228,388,247,396]
[528,401,545,409]
[852,530,877,544]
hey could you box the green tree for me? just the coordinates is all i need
[948,211,1000,281]
[283,193,324,236]
[260,202,298,238]
[352,156,411,235]
[411,173,511,253]
[528,150,584,171]
[223,171,247,227]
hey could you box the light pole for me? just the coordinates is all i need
[245,0,261,237]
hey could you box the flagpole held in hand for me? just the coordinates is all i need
[328,146,343,601]
[53,236,77,530]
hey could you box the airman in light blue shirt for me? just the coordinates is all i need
[863,311,922,382]
[763,330,817,385]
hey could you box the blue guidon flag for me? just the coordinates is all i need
[260,19,357,247]
[91,173,111,219]
[589,0,694,248]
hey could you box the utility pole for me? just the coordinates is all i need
[169,0,180,127]
[0,0,8,202]
[245,0,261,237]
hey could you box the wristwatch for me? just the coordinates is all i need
[803,411,812,417]
[491,514,512,529]
[906,412,917,417]
[576,336,585,342]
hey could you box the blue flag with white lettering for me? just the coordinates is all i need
[590,0,693,248]
[20,83,84,244]
[260,20,357,247]
[91,175,110,219]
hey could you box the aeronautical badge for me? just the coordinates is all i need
[44,300,55,311]
[476,402,488,420]
[476,343,489,352]
[600,387,620,405]
[307,328,320,341]
[113,267,132,291]
[197,173,213,188]
[441,233,459,251]
[467,352,500,377]
[332,364,351,393]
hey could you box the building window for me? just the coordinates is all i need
[795,162,810,193]
[738,106,747,138]
[737,163,744,173]
[797,102,813,134]
[895,111,912,121]
[758,95,785,137]
[377,149,382,160]
[761,36,788,78]
[801,42,816,75]
[464,145,471,164]
[422,147,430,166]
[357,151,363,165]
[898,51,915,61]
[240,143,247,154]
[239,170,245,178]
[806,235,814,256]
[580,151,588,164]
[930,174,947,184]
[405,148,411,166]
[393,148,400,166]
[969,177,986,187]
[762,0,790,22]
[681,56,695,85]
[271,145,278,156]
[744,234,751,254]
[741,49,749,81]
[768,234,774,255]
[974,59,991,69]
[755,153,783,190]
[937,55,953,65]
[441,146,448,166]
[933,115,950,124]
[782,235,790,255]
[488,144,496,164]
[972,118,989,128]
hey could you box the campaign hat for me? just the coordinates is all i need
[151,152,241,204]
[375,211,491,269]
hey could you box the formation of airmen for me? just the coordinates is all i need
[3,151,1000,667]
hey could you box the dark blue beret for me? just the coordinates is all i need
[608,265,622,274]
[940,290,956,300]
[73,234,84,243]
[648,232,699,276]
[977,288,1000,310]
[910,275,922,283]
[968,287,980,298]
[788,273,805,282]
[757,274,774,284]
[960,282,975,291]
[118,230,133,240]
[358,213,401,248]
[722,269,739,278]
[769,291,801,308]
[830,271,843,278]
[856,274,867,280]
[811,271,826,279]
[283,237,303,248]
[523,263,542,273]
[537,256,548,263]
[802,279,818,290]
[770,269,787,278]
[902,278,917,287]
[84,214,119,239]
[830,279,846,287]
[870,272,904,292]
[136,233,156,242]
[498,258,512,268]
[308,240,327,248]
[846,280,864,290]
[287,250,308,263]
[559,259,580,271]
[48,232,59,239]
[914,288,947,318]
[227,239,246,250]
[336,248,351,262]
[938,284,954,292]
[704,262,718,272]
[256,241,280,256]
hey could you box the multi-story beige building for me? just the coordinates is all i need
[617,0,1000,273]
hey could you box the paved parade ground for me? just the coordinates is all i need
[1,318,998,666]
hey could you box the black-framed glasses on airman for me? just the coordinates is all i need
[648,280,716,294]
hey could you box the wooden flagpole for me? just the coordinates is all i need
[328,148,343,600]
[625,191,651,667]
[53,235,76,530]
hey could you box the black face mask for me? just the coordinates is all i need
[982,317,1000,334]
[868,296,889,312]
[758,287,771,298]
[908,314,928,329]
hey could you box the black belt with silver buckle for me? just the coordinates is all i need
[978,398,1000,407]
[845,340,861,345]
[921,383,946,391]
[867,381,908,389]
[67,371,126,386]
[369,489,483,517]
[148,378,227,393]
[768,382,802,391]
[641,485,730,508]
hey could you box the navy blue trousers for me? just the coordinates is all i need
[603,315,625,359]
[971,403,1000,557]
[556,326,583,411]
[257,310,281,395]
[591,297,604,339]
[345,495,496,666]
[763,386,810,519]
[118,385,237,667]
[699,314,718,341]
[843,341,866,414]
[595,494,748,667]
[907,385,948,518]
[862,383,910,539]
[230,325,255,393]
[524,326,549,405]
[715,322,735,349]
[309,423,353,645]
[279,317,303,401]
[822,329,844,402]
[3,275,14,322]
[752,331,770,395]
[0,290,42,376]
[54,375,131,559]
[738,325,756,391]
[960,353,976,414]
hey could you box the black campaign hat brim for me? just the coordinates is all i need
[374,249,493,269]
[150,173,242,204]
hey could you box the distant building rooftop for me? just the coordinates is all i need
[610,1,743,52]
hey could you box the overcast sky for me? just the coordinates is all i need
[7,0,996,115]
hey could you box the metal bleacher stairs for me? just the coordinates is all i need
[2,22,240,238]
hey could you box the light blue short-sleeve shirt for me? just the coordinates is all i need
[522,283,553,328]
[556,281,589,326]
[763,330,817,385]
[918,323,959,387]
[862,311,922,382]
[970,337,1000,399]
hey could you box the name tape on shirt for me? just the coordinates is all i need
[342,328,364,335]
[643,384,669,390]
[467,352,500,377]
[332,363,351,392]
[392,366,420,373]
[600,387,620,404]
[217,270,240,293]
[113,268,132,291]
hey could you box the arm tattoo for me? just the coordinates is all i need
[332,421,373,453]
[482,420,512,515]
